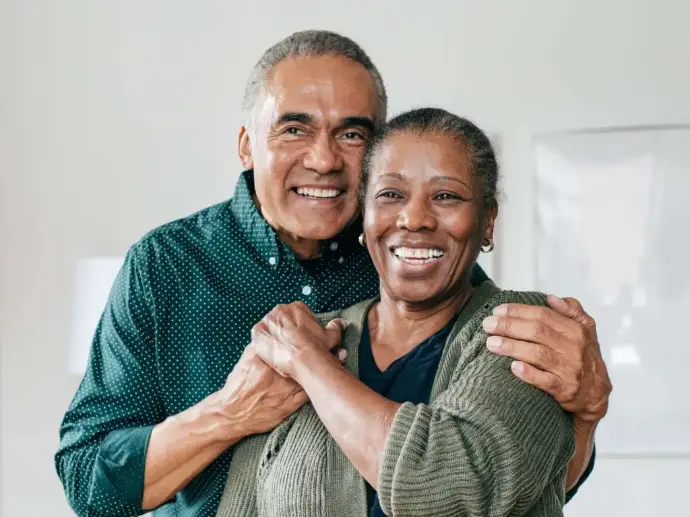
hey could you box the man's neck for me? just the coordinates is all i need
[277,230,323,260]
[251,192,323,260]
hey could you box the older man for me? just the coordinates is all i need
[56,30,611,517]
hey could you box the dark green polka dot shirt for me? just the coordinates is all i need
[55,170,489,517]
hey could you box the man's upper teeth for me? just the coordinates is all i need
[393,247,444,259]
[296,187,340,198]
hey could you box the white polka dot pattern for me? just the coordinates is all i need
[55,171,381,517]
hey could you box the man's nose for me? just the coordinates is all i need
[303,133,344,174]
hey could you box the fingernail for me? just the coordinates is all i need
[493,305,507,316]
[483,316,498,332]
[486,336,502,351]
[512,361,524,375]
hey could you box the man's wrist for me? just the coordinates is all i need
[573,417,598,444]
[191,391,251,447]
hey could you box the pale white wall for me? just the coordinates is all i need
[2,1,689,515]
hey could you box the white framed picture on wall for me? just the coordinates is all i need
[533,125,690,456]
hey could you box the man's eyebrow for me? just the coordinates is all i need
[276,112,313,125]
[340,116,375,132]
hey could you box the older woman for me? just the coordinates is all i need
[216,108,575,517]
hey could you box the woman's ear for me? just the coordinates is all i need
[238,127,254,170]
[483,205,498,243]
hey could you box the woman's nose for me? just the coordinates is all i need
[396,196,437,232]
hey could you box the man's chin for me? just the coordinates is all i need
[288,217,352,242]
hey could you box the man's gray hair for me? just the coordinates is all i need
[242,30,387,131]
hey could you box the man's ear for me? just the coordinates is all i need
[238,126,254,170]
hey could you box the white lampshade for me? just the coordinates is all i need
[68,257,124,375]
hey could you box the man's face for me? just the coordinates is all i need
[240,55,379,249]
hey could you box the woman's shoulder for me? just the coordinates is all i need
[448,282,549,341]
[471,281,549,312]
[314,297,378,327]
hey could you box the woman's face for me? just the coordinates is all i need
[363,131,496,305]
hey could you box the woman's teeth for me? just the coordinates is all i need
[295,187,341,198]
[392,247,444,262]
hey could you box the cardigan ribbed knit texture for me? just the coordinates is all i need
[216,282,575,517]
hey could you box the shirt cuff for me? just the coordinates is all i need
[565,443,596,504]
[89,425,159,513]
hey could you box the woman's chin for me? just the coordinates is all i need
[386,283,446,305]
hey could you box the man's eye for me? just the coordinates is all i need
[343,131,364,140]
[285,127,303,136]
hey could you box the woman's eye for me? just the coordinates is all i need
[435,192,459,201]
[376,191,402,199]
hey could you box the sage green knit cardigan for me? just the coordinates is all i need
[216,282,575,517]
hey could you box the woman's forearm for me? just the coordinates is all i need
[565,419,597,491]
[293,349,400,489]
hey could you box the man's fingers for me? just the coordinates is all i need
[547,295,595,329]
[510,361,566,400]
[487,336,561,372]
[491,303,575,336]
[483,314,560,347]
[337,348,348,363]
[324,318,348,350]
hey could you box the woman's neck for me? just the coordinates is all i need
[368,284,474,366]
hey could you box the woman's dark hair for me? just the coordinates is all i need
[359,107,499,210]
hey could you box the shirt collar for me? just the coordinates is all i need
[230,169,365,267]
[230,170,281,263]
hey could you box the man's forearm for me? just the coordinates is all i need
[565,419,597,491]
[142,391,247,510]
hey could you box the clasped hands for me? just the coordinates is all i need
[218,296,611,435]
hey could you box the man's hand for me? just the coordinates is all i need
[216,304,347,435]
[483,295,612,423]
[216,343,308,435]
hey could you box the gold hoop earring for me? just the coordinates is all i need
[481,239,494,253]
[358,233,366,247]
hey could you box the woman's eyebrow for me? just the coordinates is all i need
[431,175,471,189]
[378,172,405,180]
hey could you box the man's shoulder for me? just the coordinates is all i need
[131,199,236,256]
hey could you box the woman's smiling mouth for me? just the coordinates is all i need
[391,246,445,265]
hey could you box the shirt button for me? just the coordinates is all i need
[338,256,344,264]
[302,285,312,296]
[330,242,339,251]
[268,257,276,266]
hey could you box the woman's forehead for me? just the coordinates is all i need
[370,131,471,180]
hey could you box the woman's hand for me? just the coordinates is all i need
[250,302,348,379]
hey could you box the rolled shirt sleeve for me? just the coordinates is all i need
[55,246,166,517]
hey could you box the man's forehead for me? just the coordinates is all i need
[264,55,378,122]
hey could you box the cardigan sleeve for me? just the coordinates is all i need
[377,291,575,517]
